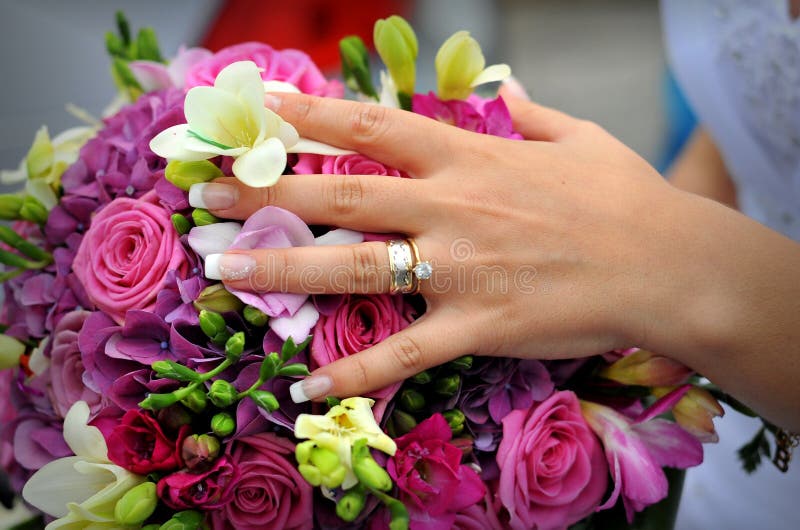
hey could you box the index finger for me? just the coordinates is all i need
[266,93,473,175]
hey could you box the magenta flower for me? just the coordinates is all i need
[293,153,403,177]
[580,398,703,521]
[157,455,238,510]
[387,414,485,530]
[412,93,522,139]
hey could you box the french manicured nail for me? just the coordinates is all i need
[264,94,282,111]
[204,253,256,281]
[502,76,530,101]
[188,183,238,210]
[289,375,333,403]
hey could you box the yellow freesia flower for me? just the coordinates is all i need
[435,30,511,100]
[150,61,348,188]
[294,397,396,490]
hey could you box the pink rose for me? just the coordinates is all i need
[293,153,403,177]
[72,193,190,324]
[388,414,486,530]
[185,42,342,96]
[210,433,312,530]
[47,309,101,418]
[497,391,608,530]
[310,294,417,401]
[157,456,238,510]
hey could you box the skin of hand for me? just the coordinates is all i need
[194,87,800,431]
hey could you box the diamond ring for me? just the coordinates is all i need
[386,239,432,294]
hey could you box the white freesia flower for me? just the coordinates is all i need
[150,61,350,188]
[22,401,145,530]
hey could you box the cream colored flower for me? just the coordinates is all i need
[295,397,396,489]
[435,30,511,100]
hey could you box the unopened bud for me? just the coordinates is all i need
[298,463,322,486]
[295,440,316,465]
[210,412,235,437]
[0,334,26,369]
[442,409,466,435]
[159,510,204,530]
[0,194,24,220]
[19,195,48,223]
[156,405,192,431]
[336,488,367,522]
[353,454,392,492]
[399,388,425,413]
[191,208,219,227]
[243,305,269,327]
[171,213,192,235]
[114,481,157,525]
[208,379,238,408]
[199,310,228,344]
[180,387,207,413]
[310,447,340,475]
[390,409,417,436]
[340,35,377,98]
[410,370,432,385]
[600,349,693,387]
[434,374,461,397]
[224,331,245,362]
[448,355,473,371]
[140,391,180,410]
[194,283,244,314]
[374,15,418,96]
[182,434,221,469]
[250,390,279,412]
[165,160,224,191]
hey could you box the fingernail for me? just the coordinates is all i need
[290,375,333,403]
[502,76,530,101]
[188,183,238,210]
[204,253,256,281]
[264,94,282,111]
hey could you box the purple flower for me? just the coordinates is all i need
[412,93,522,139]
[154,270,209,325]
[103,310,200,365]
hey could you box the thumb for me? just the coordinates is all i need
[288,313,467,402]
[499,78,580,142]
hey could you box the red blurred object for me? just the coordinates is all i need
[202,0,413,71]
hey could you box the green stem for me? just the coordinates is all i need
[236,376,267,400]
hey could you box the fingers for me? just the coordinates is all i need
[498,80,580,142]
[265,93,474,175]
[189,175,431,232]
[289,311,470,402]
[206,239,437,295]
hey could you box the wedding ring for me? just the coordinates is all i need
[386,239,433,295]
[386,239,415,294]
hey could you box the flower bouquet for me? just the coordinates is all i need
[0,11,776,530]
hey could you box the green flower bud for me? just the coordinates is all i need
[0,194,24,220]
[171,213,192,236]
[340,35,377,98]
[250,389,279,412]
[114,481,157,525]
[390,409,417,437]
[374,15,418,96]
[152,360,201,382]
[191,208,220,227]
[165,160,224,191]
[193,283,244,314]
[136,27,163,62]
[298,463,322,486]
[0,226,50,262]
[336,488,367,522]
[180,387,208,413]
[199,310,227,340]
[353,454,393,492]
[295,440,316,465]
[434,374,461,397]
[224,331,245,362]
[277,363,311,377]
[442,409,466,436]
[25,127,54,180]
[208,379,238,408]
[321,464,348,489]
[243,305,269,327]
[435,30,511,101]
[448,355,473,371]
[140,391,181,410]
[105,31,127,58]
[399,388,425,413]
[0,334,26,370]
[310,447,340,475]
[210,412,235,437]
[259,352,281,381]
[182,434,221,469]
[410,370,432,385]
[115,11,132,47]
[159,510,204,530]
[19,195,48,224]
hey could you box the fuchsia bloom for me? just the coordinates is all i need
[387,414,485,530]
[72,193,190,324]
[497,391,608,530]
[107,409,190,474]
[581,393,703,522]
[412,93,522,139]
[157,456,239,510]
[293,153,404,177]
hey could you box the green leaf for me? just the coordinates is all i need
[281,336,311,362]
[277,363,311,377]
[325,396,341,408]
[737,426,770,474]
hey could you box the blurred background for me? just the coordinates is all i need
[0,0,686,525]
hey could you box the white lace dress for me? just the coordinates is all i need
[661,0,800,527]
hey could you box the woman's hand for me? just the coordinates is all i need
[191,87,800,432]
[192,87,681,398]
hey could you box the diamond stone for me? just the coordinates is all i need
[413,261,433,280]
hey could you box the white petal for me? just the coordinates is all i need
[287,138,355,156]
[188,222,242,258]
[25,179,58,210]
[263,80,301,94]
[315,228,364,246]
[470,63,512,87]
[231,138,287,187]
[149,124,215,161]
[0,160,27,184]
[22,457,104,517]
[27,336,50,375]
[182,135,248,157]
[378,70,400,109]
[214,61,268,141]
[63,401,108,461]
[184,86,251,148]
[277,119,299,149]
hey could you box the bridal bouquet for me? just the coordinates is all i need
[0,12,752,530]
